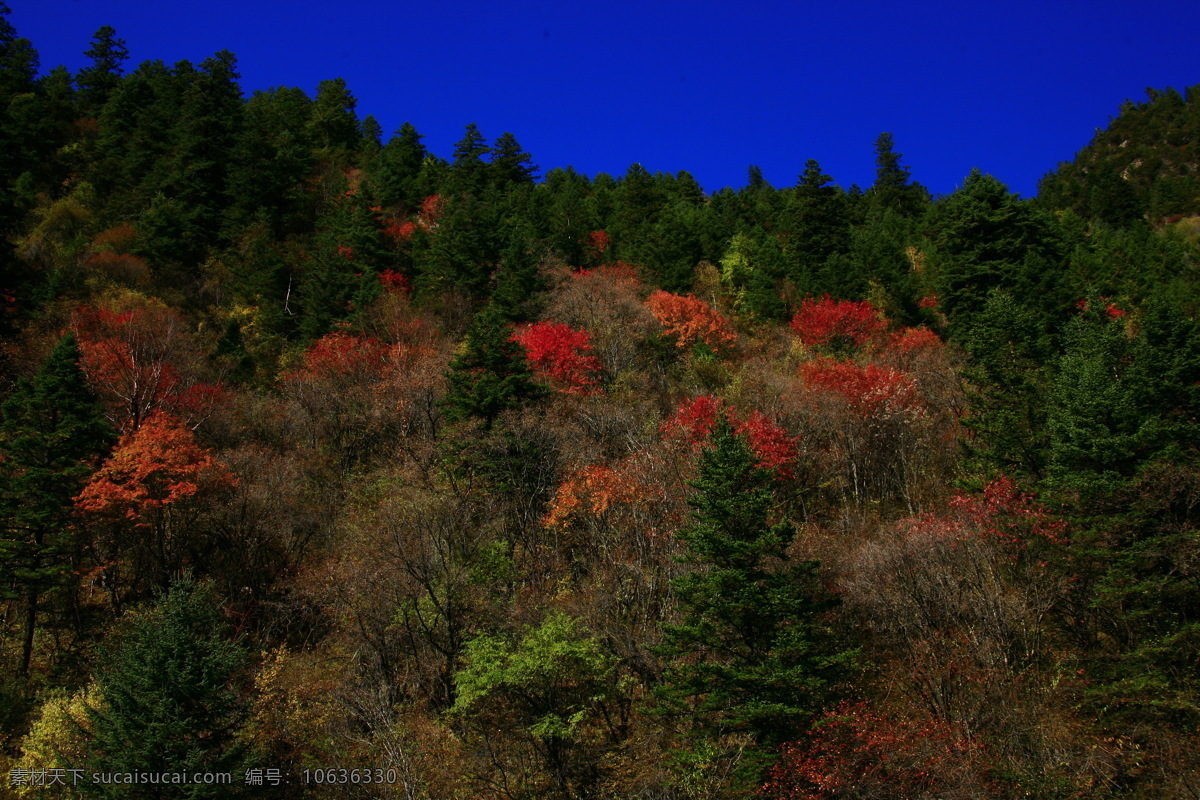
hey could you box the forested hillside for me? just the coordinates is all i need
[2,8,1200,799]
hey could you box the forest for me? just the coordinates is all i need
[2,7,1200,799]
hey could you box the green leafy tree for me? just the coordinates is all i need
[658,417,852,777]
[80,578,251,799]
[0,334,114,675]
[452,612,618,798]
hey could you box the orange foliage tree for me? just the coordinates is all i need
[75,412,236,599]
[646,290,737,351]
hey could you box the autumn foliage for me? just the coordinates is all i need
[646,290,737,350]
[283,331,393,384]
[542,464,644,528]
[799,357,919,416]
[762,702,992,799]
[790,295,887,349]
[75,412,236,523]
[511,321,603,394]
[662,395,798,478]
[72,298,224,432]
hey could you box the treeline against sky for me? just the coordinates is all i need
[3,10,1200,799]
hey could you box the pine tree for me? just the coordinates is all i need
[443,302,545,427]
[447,122,489,195]
[784,158,849,288]
[489,131,538,188]
[0,334,114,675]
[369,121,427,210]
[77,25,129,113]
[658,417,851,763]
[81,578,250,799]
[867,132,929,218]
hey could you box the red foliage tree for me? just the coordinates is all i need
[646,290,737,351]
[799,358,919,417]
[379,269,412,295]
[662,395,798,478]
[884,326,941,355]
[762,702,993,800]
[511,321,603,395]
[790,295,887,350]
[284,332,392,384]
[72,298,223,432]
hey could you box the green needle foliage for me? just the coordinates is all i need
[657,416,854,764]
[443,302,546,427]
[80,577,251,799]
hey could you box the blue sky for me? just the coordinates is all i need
[12,0,1200,197]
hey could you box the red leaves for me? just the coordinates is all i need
[799,357,919,416]
[947,475,1067,547]
[584,229,609,257]
[790,295,886,349]
[284,332,392,384]
[885,326,941,354]
[646,290,737,350]
[75,412,235,524]
[511,321,602,395]
[763,702,988,799]
[72,299,222,433]
[379,269,411,295]
[662,395,798,478]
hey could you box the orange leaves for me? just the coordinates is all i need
[543,464,644,528]
[790,295,886,350]
[799,357,919,417]
[75,413,235,523]
[646,290,737,351]
[511,321,603,395]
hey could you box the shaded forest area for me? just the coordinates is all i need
[3,8,1200,798]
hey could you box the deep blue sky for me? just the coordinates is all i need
[12,0,1200,198]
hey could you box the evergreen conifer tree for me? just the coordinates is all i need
[443,302,545,427]
[1,334,114,675]
[81,578,250,799]
[77,25,129,113]
[658,417,852,766]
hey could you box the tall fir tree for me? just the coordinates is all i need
[76,25,129,114]
[488,131,538,189]
[658,417,852,777]
[0,334,114,675]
